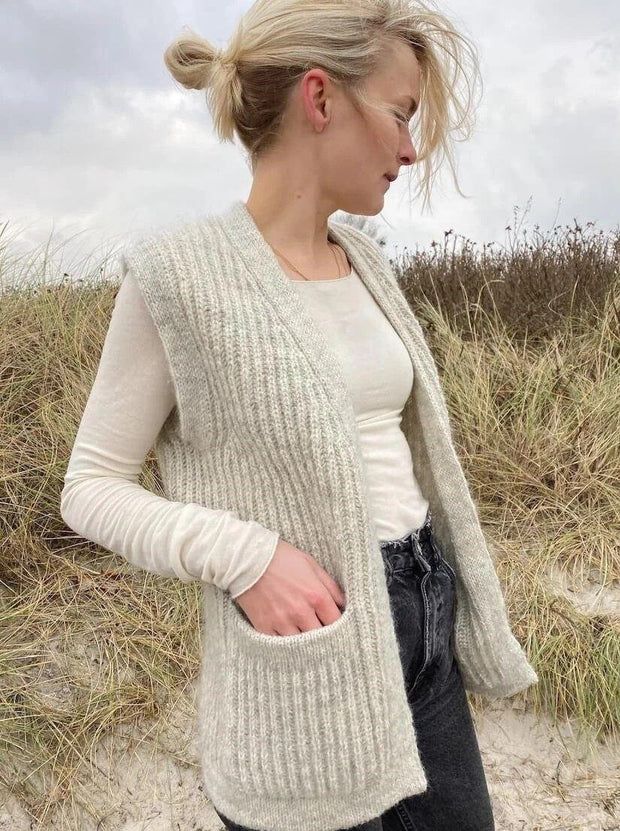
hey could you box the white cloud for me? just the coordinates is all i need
[1,0,618,272]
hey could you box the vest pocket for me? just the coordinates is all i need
[227,590,353,649]
[216,594,390,798]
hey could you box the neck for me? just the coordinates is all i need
[244,170,341,269]
[245,199,350,279]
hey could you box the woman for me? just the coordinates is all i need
[60,1,538,829]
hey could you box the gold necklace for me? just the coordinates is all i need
[270,240,347,282]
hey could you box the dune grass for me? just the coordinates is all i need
[1,208,619,826]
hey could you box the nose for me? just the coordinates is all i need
[399,133,417,167]
[399,146,416,167]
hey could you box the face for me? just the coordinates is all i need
[295,39,421,216]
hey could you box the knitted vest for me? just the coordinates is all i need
[122,198,538,831]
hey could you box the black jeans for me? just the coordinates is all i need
[214,509,495,831]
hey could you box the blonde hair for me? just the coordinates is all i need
[163,0,482,213]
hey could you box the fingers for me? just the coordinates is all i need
[306,560,346,625]
[305,558,347,613]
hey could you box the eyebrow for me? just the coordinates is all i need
[398,94,419,116]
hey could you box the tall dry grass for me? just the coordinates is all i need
[0,207,619,826]
[392,208,620,743]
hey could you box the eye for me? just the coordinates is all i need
[393,110,409,125]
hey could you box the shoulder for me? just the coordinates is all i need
[329,220,378,248]
[328,220,397,282]
[329,220,389,261]
[120,211,222,277]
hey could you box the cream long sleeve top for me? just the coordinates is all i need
[60,264,429,600]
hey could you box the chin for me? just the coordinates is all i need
[333,190,384,217]
[363,199,385,217]
[344,200,383,217]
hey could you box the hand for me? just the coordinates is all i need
[232,539,347,635]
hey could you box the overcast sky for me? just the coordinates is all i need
[1,0,619,278]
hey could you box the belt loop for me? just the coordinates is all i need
[409,525,423,560]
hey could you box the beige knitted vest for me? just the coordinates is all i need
[122,198,538,831]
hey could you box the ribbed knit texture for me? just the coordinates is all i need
[121,198,538,831]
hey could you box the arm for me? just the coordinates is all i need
[59,269,279,598]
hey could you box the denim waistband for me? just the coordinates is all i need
[379,508,441,570]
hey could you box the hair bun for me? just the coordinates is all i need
[163,28,220,91]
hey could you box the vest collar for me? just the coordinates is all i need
[217,199,438,448]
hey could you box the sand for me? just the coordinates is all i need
[1,568,618,830]
[1,680,618,831]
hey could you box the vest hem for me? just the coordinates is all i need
[202,749,428,831]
